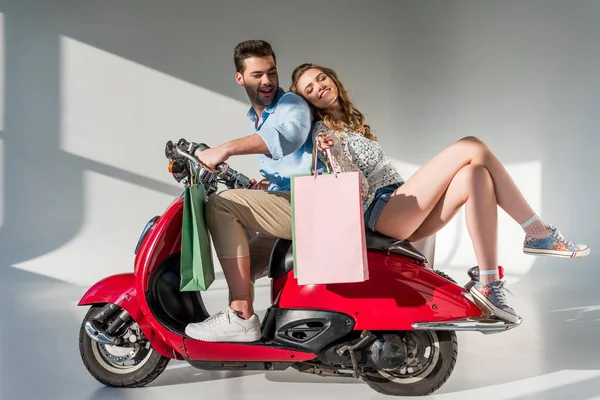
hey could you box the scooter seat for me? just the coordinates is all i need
[267,231,427,280]
[364,230,427,263]
[268,239,294,280]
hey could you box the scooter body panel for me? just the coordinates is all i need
[275,251,482,331]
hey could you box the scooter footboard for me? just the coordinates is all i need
[78,273,179,359]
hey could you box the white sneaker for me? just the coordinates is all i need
[185,307,262,342]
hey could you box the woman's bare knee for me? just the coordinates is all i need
[457,135,484,145]
[405,165,493,241]
[452,164,493,197]
[454,136,490,163]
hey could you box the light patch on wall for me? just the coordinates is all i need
[390,159,542,282]
[59,36,259,184]
[0,12,4,131]
[0,13,3,228]
[0,139,3,229]
[12,171,175,287]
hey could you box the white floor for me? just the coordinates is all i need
[2,264,600,400]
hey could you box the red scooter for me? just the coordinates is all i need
[77,139,519,396]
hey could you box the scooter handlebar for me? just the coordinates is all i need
[166,139,253,190]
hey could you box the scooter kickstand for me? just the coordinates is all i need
[336,331,375,378]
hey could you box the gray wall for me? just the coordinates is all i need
[387,1,600,290]
[0,0,598,295]
[1,1,600,399]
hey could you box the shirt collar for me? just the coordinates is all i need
[264,88,285,114]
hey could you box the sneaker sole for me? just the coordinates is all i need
[185,331,262,343]
[524,247,590,258]
[470,288,521,324]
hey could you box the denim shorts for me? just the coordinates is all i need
[364,182,404,231]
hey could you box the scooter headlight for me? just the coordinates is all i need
[135,216,159,254]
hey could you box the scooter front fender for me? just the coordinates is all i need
[78,273,181,359]
[78,273,137,310]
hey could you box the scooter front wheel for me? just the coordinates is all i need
[360,330,458,396]
[79,305,170,388]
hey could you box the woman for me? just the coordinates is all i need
[289,63,590,323]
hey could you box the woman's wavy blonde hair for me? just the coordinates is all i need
[290,63,376,140]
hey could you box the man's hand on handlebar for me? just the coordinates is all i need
[167,139,252,190]
[249,178,269,190]
[194,145,230,172]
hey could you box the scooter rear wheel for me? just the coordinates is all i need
[79,305,170,387]
[360,330,458,396]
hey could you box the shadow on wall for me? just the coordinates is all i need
[0,0,598,289]
[0,1,599,281]
[0,0,400,270]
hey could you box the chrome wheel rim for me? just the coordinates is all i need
[378,331,440,384]
[90,340,153,375]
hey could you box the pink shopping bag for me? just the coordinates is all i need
[291,149,369,285]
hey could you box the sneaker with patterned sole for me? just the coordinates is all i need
[524,225,590,258]
[185,307,262,343]
[470,280,521,324]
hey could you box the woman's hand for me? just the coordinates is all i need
[316,132,336,151]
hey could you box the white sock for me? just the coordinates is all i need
[521,213,552,239]
[480,268,499,285]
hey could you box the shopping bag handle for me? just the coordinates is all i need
[313,146,339,179]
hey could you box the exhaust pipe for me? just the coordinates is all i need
[85,307,132,345]
[412,316,522,335]
[84,321,121,345]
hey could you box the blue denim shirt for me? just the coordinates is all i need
[248,88,324,191]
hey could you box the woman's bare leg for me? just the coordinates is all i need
[405,164,498,272]
[374,136,534,240]
[376,159,519,321]
[375,135,589,259]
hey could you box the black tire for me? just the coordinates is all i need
[361,331,458,396]
[79,305,170,388]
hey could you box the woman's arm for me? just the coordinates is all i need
[312,121,370,198]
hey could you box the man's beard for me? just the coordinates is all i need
[245,85,275,107]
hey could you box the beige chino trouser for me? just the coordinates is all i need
[205,189,293,286]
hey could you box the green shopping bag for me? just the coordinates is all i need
[180,183,215,291]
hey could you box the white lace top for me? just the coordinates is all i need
[312,120,404,210]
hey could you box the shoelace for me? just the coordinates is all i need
[488,281,512,308]
[203,309,232,326]
[548,224,562,238]
[548,224,579,249]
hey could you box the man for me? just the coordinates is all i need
[185,39,321,342]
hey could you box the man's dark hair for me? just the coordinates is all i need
[234,40,276,74]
